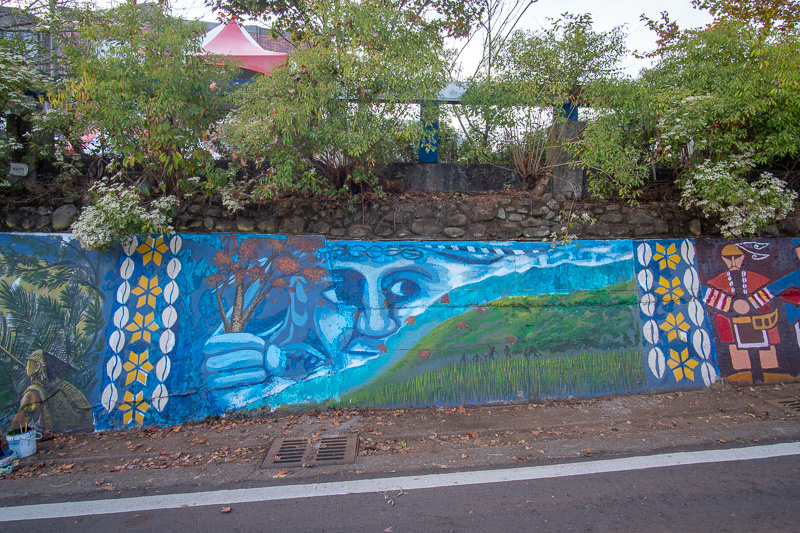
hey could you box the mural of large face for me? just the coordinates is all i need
[303,240,634,371]
[312,247,493,369]
[264,243,515,375]
[317,258,430,363]
[198,239,639,410]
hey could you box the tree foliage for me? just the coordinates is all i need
[448,0,537,161]
[577,0,800,234]
[0,0,58,182]
[209,0,483,42]
[569,77,653,200]
[223,0,451,196]
[3,0,798,241]
[642,1,800,171]
[0,44,43,181]
[457,13,627,196]
[44,2,238,194]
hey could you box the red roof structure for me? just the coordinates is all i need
[201,21,287,75]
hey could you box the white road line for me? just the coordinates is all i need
[2,441,799,522]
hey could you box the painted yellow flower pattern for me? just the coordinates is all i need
[667,348,699,381]
[653,243,681,270]
[136,236,169,266]
[660,312,690,342]
[123,349,153,386]
[131,275,162,309]
[125,312,159,344]
[119,390,150,425]
[654,276,685,305]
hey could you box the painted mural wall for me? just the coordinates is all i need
[2,233,800,433]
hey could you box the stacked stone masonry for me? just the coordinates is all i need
[8,194,800,239]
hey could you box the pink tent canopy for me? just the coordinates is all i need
[201,21,287,75]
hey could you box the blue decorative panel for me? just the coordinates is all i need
[634,239,718,388]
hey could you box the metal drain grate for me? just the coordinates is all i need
[312,436,358,465]
[261,435,358,468]
[263,438,310,466]
[765,398,800,414]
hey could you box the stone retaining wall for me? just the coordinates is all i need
[11,194,800,241]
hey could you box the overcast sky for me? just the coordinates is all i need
[142,0,714,77]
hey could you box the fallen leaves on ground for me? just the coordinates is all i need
[98,444,266,473]
[1,461,81,480]
[359,438,409,456]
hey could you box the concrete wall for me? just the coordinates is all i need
[2,233,800,433]
[383,164,520,192]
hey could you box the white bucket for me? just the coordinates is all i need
[6,429,41,458]
[0,449,15,475]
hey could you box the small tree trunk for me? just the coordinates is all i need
[531,172,553,198]
[230,283,245,333]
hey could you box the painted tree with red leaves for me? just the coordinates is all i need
[205,236,326,333]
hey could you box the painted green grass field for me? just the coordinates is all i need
[342,349,645,407]
[340,280,645,407]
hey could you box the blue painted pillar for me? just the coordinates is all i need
[562,102,579,121]
[419,101,439,163]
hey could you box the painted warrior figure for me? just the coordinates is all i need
[702,245,779,383]
[10,350,93,433]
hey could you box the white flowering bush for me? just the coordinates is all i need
[680,156,797,238]
[658,94,714,155]
[220,183,247,214]
[545,210,596,247]
[0,46,43,180]
[71,179,178,251]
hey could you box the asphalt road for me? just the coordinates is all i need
[3,444,800,532]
